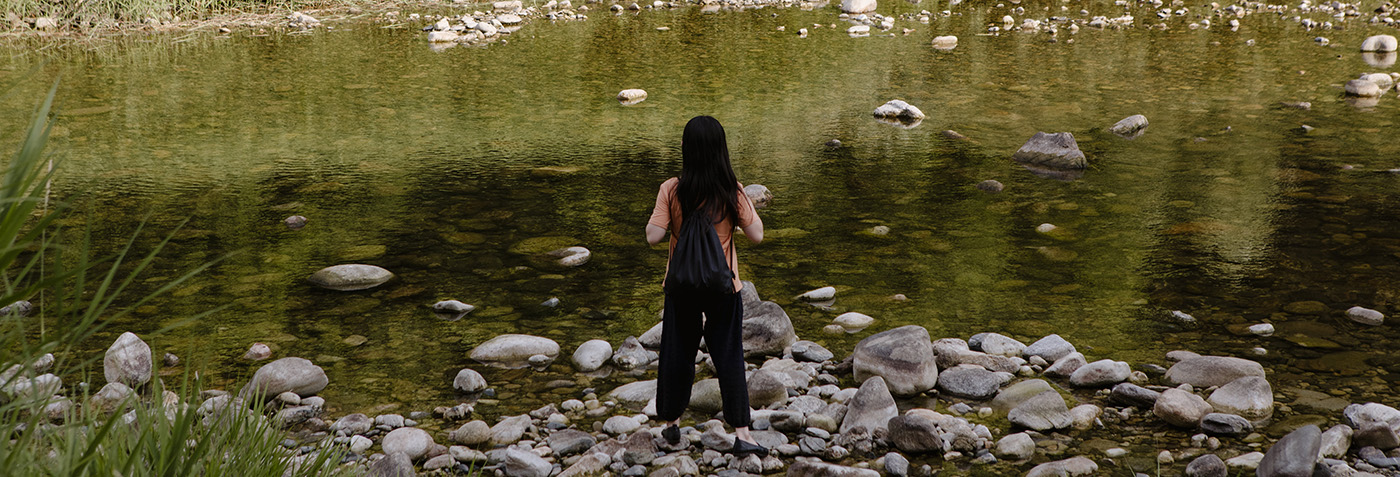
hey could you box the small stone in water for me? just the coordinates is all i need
[244,343,272,360]
[1346,306,1384,326]
[825,139,842,148]
[541,297,560,307]
[617,89,647,105]
[870,225,890,235]
[284,215,307,230]
[975,180,1003,193]
[1246,323,1274,336]
[1035,223,1057,234]
[1169,311,1196,324]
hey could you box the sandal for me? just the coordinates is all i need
[729,438,768,457]
[662,424,681,446]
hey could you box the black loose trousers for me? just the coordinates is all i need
[654,288,752,428]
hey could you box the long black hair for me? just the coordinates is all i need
[678,115,740,223]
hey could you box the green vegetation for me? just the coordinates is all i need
[2,0,335,30]
[0,80,355,476]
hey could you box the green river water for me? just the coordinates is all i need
[2,0,1399,450]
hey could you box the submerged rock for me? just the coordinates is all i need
[930,35,957,50]
[470,334,560,366]
[744,184,773,209]
[243,343,272,360]
[1108,114,1149,138]
[241,357,328,400]
[307,264,394,291]
[1013,132,1086,170]
[433,300,476,319]
[617,89,647,105]
[549,246,591,267]
[975,180,1003,193]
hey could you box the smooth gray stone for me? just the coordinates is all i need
[787,460,880,477]
[1165,356,1265,388]
[1109,383,1160,408]
[883,452,909,477]
[1258,425,1321,477]
[852,325,939,396]
[547,429,596,456]
[1185,454,1227,477]
[1200,413,1253,436]
[886,414,941,453]
[368,452,415,477]
[308,264,393,291]
[840,376,898,434]
[742,301,798,357]
[936,365,1002,400]
[1023,334,1076,362]
[1013,132,1086,169]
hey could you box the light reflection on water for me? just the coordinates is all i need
[1,4,1398,431]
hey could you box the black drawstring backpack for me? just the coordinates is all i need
[665,209,735,295]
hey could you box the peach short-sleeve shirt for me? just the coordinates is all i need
[648,177,759,293]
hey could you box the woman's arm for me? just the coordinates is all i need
[646,224,668,245]
[740,216,763,243]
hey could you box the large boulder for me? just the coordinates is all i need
[240,357,328,400]
[1165,356,1265,388]
[1206,376,1273,421]
[1257,425,1320,477]
[1154,388,1212,428]
[1013,132,1086,170]
[839,0,876,13]
[104,332,152,387]
[1008,390,1071,431]
[839,376,898,434]
[851,325,939,396]
[742,301,798,357]
[470,334,559,366]
[747,369,788,408]
[307,264,394,291]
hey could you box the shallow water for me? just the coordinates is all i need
[2,0,1399,451]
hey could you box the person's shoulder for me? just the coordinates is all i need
[659,177,679,192]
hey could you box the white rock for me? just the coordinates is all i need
[243,343,272,360]
[617,89,648,103]
[834,312,875,329]
[104,332,152,387]
[435,18,451,30]
[1225,451,1264,470]
[931,35,957,50]
[498,14,523,24]
[1345,79,1383,97]
[550,247,591,267]
[349,435,373,453]
[994,432,1034,460]
[872,100,924,120]
[240,357,328,399]
[848,25,871,34]
[572,339,613,372]
[477,22,499,36]
[1246,323,1274,336]
[382,427,435,461]
[1361,34,1398,52]
[429,31,460,43]
[470,334,560,365]
[799,287,836,301]
[454,368,488,393]
[841,0,876,13]
[1347,306,1385,326]
[1361,73,1395,89]
[602,415,641,434]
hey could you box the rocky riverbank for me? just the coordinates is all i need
[8,280,1398,477]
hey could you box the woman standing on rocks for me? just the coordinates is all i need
[645,115,766,456]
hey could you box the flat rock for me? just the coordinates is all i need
[307,264,393,291]
[610,379,657,405]
[1257,424,1320,477]
[991,379,1054,412]
[970,333,1025,357]
[933,339,1020,373]
[788,460,880,477]
[470,334,560,366]
[995,432,1035,460]
[791,340,834,362]
[449,420,491,445]
[833,312,875,330]
[490,414,531,446]
[1008,390,1071,431]
[1200,412,1253,436]
[1225,452,1264,470]
[1165,356,1265,387]
[852,325,939,396]
[547,428,596,456]
[936,365,1002,400]
[1025,456,1097,477]
[504,447,553,477]
[240,357,327,400]
[1068,359,1130,388]
[1109,114,1149,138]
